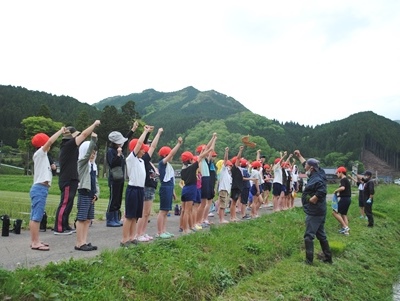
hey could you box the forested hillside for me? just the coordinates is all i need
[1,84,400,174]
[0,85,100,147]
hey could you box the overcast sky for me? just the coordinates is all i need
[1,1,399,126]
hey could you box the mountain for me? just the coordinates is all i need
[94,86,249,145]
[1,84,400,177]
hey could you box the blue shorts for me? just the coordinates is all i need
[125,185,144,219]
[181,184,197,202]
[144,187,156,201]
[241,187,250,204]
[77,190,95,221]
[201,176,212,200]
[30,183,49,222]
[159,184,174,211]
[194,188,201,204]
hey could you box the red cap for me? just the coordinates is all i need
[196,144,206,154]
[231,156,237,164]
[31,133,49,148]
[129,139,146,152]
[181,151,194,162]
[211,151,217,157]
[142,144,150,153]
[240,158,248,167]
[264,164,270,169]
[158,146,171,157]
[336,166,347,173]
[192,156,198,162]
[274,158,281,164]
[226,160,233,166]
[251,161,262,168]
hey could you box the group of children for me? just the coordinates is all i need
[29,123,305,251]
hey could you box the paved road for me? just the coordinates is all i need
[0,199,302,271]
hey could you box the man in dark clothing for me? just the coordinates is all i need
[362,170,375,227]
[294,150,332,264]
[53,120,101,235]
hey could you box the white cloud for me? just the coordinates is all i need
[1,0,399,126]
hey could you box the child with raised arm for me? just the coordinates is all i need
[30,127,65,251]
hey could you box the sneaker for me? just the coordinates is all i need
[207,212,215,217]
[120,241,133,248]
[165,232,175,237]
[194,224,202,230]
[242,215,251,220]
[201,222,209,228]
[66,226,76,233]
[339,227,350,234]
[137,235,150,242]
[144,234,154,240]
[179,228,183,232]
[54,230,73,235]
[158,232,171,239]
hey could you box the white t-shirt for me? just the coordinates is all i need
[273,164,283,184]
[126,152,146,187]
[218,165,232,193]
[33,147,52,186]
[250,169,263,186]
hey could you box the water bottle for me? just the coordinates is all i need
[40,211,47,232]
[174,204,180,216]
[1,215,10,237]
[13,219,22,234]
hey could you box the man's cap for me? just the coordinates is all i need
[226,160,233,166]
[306,158,320,169]
[181,151,194,162]
[31,133,49,148]
[63,126,80,139]
[251,161,262,168]
[264,164,271,169]
[211,151,217,157]
[364,170,372,176]
[336,166,347,174]
[274,158,281,164]
[108,131,128,145]
[240,158,248,167]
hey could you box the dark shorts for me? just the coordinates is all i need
[230,188,242,202]
[125,185,144,219]
[263,182,272,192]
[358,191,364,207]
[194,189,201,204]
[338,196,351,215]
[159,184,174,211]
[201,176,212,200]
[241,187,250,205]
[250,184,263,196]
[272,183,283,196]
[77,191,95,221]
[181,184,197,202]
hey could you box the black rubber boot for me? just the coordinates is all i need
[319,240,333,263]
[305,239,314,265]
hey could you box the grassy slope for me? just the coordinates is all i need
[0,178,399,300]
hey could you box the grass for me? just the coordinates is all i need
[1,176,400,300]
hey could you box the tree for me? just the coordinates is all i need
[17,116,63,175]
[37,104,51,118]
